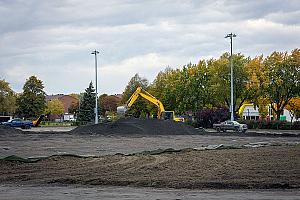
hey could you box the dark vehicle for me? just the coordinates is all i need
[213,120,247,133]
[3,118,33,129]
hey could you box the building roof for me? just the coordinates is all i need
[113,94,123,99]
[46,94,65,101]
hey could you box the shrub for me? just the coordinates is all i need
[292,121,300,130]
[195,107,229,128]
[237,119,299,130]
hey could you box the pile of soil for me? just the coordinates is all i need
[71,118,200,135]
[1,146,299,189]
[0,125,22,134]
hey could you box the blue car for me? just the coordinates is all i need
[3,118,33,129]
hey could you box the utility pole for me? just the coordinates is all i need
[225,33,236,121]
[91,50,99,124]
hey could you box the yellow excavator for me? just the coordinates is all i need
[32,114,45,127]
[117,87,184,122]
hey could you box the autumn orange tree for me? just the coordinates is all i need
[245,56,270,119]
[99,94,121,115]
[264,49,300,120]
[286,97,300,123]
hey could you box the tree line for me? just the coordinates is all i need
[0,77,120,122]
[121,49,300,121]
[1,48,299,123]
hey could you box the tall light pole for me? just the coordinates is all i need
[91,50,99,124]
[225,33,236,121]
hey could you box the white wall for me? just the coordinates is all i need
[240,105,298,122]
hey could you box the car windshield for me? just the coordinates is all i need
[232,121,240,125]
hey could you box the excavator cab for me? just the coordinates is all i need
[162,111,174,120]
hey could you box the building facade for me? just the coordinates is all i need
[239,103,298,122]
[46,94,78,121]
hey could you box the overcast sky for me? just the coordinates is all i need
[0,0,299,95]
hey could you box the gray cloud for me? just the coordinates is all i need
[0,0,299,95]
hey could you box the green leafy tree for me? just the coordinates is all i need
[177,61,212,113]
[16,76,46,118]
[187,60,212,111]
[45,99,65,115]
[0,79,16,115]
[121,73,149,117]
[264,49,300,120]
[208,53,250,117]
[149,67,178,112]
[77,82,96,122]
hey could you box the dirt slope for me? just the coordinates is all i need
[0,125,23,134]
[1,146,299,189]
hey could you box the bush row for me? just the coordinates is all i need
[237,120,300,130]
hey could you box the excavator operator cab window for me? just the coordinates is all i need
[163,112,173,120]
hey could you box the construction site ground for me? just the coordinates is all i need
[1,127,300,158]
[1,119,300,199]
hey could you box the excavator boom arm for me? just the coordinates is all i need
[125,87,165,118]
[126,87,142,108]
[139,93,165,116]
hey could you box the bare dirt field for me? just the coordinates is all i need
[1,119,300,195]
[1,130,300,158]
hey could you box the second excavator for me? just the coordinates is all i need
[117,87,184,122]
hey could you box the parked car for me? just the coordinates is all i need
[213,120,247,133]
[3,118,33,129]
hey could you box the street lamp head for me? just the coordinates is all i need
[91,50,99,55]
[225,33,237,39]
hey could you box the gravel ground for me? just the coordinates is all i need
[1,131,300,158]
[70,118,199,135]
[1,185,300,200]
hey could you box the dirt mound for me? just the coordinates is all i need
[71,118,200,135]
[0,125,22,134]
